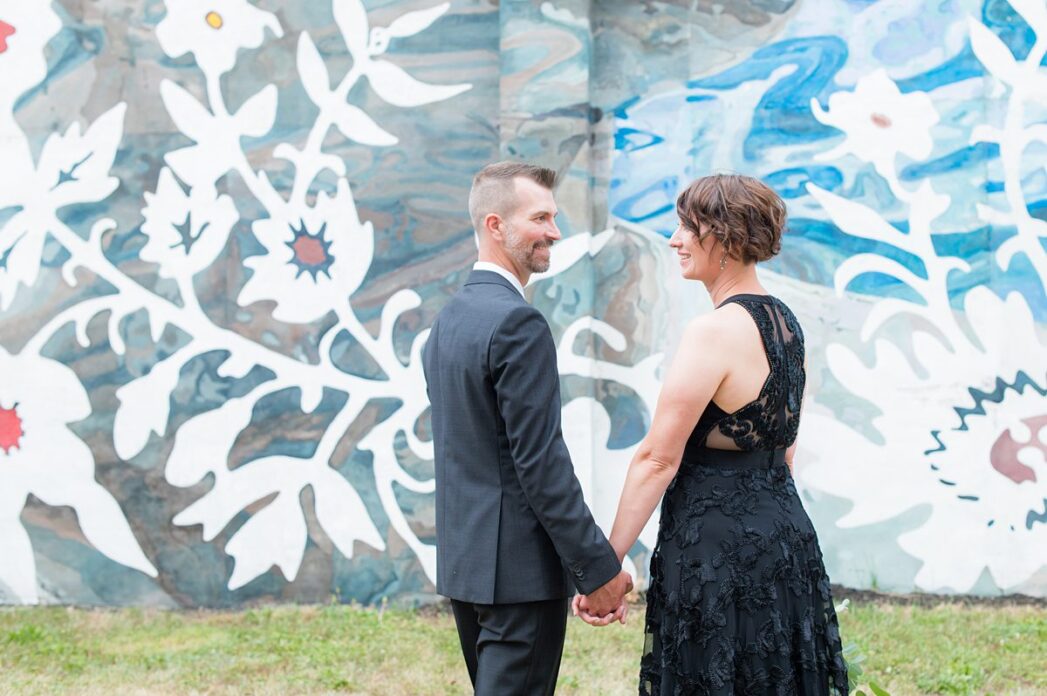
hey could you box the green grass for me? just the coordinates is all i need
[0,598,1043,695]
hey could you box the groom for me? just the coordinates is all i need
[422,162,632,695]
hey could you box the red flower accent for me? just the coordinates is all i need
[0,402,23,454]
[292,235,328,265]
[991,414,1046,484]
[0,21,15,54]
[870,113,892,129]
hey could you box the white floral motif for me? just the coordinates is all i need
[811,69,940,183]
[238,179,374,324]
[155,0,283,78]
[0,348,157,603]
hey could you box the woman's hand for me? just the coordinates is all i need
[572,593,628,626]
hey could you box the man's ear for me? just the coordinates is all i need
[484,213,504,242]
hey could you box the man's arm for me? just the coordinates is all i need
[490,304,622,596]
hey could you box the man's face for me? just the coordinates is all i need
[500,177,561,275]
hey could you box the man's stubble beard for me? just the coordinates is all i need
[503,222,552,274]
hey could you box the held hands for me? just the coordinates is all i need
[572,570,633,627]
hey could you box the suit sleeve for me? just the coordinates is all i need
[490,305,621,594]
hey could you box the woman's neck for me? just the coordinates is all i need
[704,265,766,307]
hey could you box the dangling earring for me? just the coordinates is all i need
[719,254,728,271]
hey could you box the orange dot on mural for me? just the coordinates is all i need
[205,11,223,29]
[0,403,24,455]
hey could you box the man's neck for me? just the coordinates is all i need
[477,253,529,287]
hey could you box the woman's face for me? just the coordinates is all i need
[669,222,719,281]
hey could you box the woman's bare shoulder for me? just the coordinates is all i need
[675,305,753,368]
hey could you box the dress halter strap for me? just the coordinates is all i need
[716,294,790,441]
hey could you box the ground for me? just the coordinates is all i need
[1,590,1044,695]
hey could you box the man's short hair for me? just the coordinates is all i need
[468,161,556,233]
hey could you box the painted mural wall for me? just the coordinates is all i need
[0,0,1044,606]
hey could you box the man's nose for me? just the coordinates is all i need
[548,221,562,241]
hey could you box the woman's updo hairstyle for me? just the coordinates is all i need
[675,174,786,264]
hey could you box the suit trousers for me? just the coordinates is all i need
[450,597,571,696]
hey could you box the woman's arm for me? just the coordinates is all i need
[606,317,731,561]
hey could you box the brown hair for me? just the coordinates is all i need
[468,161,556,232]
[675,174,786,263]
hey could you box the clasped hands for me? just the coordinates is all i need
[572,569,633,627]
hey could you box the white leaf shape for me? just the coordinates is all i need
[312,467,385,557]
[333,0,370,58]
[385,3,449,38]
[160,79,212,142]
[968,18,1019,85]
[36,102,126,207]
[0,516,38,604]
[226,490,308,590]
[332,103,398,146]
[139,167,240,279]
[297,32,333,108]
[366,59,470,107]
[235,84,278,138]
[165,396,256,487]
[807,184,913,252]
[0,218,46,312]
[173,456,291,539]
[114,349,192,460]
[25,428,157,578]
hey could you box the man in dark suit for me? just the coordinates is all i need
[422,162,632,694]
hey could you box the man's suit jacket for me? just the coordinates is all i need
[422,270,620,604]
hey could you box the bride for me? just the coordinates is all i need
[577,174,849,695]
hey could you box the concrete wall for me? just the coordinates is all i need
[0,0,1044,606]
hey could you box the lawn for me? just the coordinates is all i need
[1,594,1044,695]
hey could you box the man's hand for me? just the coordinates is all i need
[573,570,632,626]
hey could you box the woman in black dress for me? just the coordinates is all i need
[576,174,849,694]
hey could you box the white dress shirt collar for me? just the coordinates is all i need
[473,261,525,297]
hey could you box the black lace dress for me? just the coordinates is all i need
[640,294,848,695]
